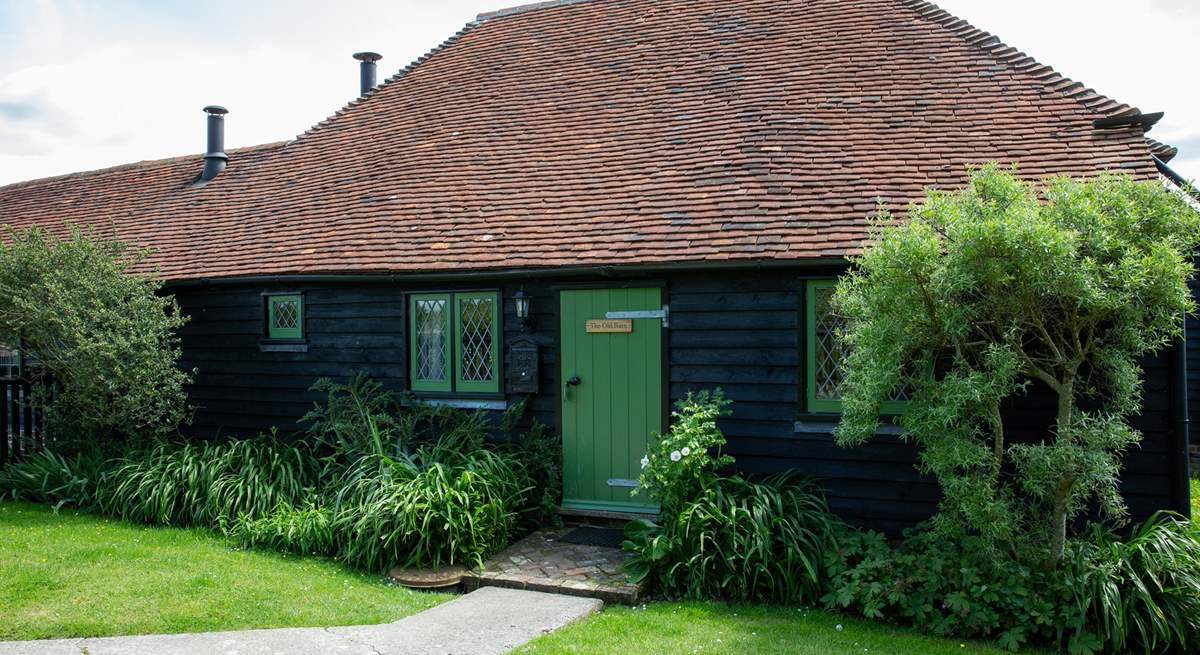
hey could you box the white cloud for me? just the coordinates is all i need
[0,0,1196,185]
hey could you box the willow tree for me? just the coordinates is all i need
[0,226,191,446]
[833,166,1200,564]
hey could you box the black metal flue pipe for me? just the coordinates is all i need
[353,52,382,97]
[201,105,228,183]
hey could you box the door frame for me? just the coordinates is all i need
[553,279,671,511]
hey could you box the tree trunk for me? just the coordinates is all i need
[1048,377,1075,563]
[1048,478,1072,563]
[988,399,1005,479]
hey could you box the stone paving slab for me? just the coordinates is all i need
[465,528,644,604]
[0,587,602,655]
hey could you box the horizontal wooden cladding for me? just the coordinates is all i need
[171,268,1181,532]
[176,284,407,437]
[666,268,1180,531]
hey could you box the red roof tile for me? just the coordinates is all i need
[0,0,1164,281]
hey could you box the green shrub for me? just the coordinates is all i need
[637,390,733,513]
[626,473,835,604]
[832,167,1200,563]
[229,500,336,556]
[333,447,530,572]
[0,227,191,446]
[625,390,839,604]
[824,514,1200,653]
[302,373,489,463]
[499,398,561,527]
[823,527,1080,652]
[0,448,110,509]
[98,437,316,527]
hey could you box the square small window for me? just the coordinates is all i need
[266,294,304,340]
[409,291,500,395]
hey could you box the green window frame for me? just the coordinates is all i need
[265,294,304,340]
[409,291,500,395]
[804,279,906,414]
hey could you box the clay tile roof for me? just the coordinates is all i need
[0,0,1164,282]
[1147,137,1179,163]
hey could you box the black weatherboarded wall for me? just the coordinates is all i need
[172,267,1181,532]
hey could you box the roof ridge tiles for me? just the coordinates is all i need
[295,23,481,142]
[477,0,595,22]
[898,0,1137,120]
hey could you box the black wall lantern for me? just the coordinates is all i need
[513,287,533,329]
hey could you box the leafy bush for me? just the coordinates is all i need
[499,398,561,527]
[98,438,316,527]
[0,227,191,445]
[832,167,1200,562]
[637,390,733,513]
[0,448,110,509]
[333,447,530,571]
[625,390,839,604]
[626,473,835,604]
[229,501,335,556]
[824,514,1200,653]
[823,526,1081,652]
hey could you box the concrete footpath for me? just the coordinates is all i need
[0,587,602,655]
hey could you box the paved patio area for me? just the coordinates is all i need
[464,527,645,604]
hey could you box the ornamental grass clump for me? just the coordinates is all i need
[0,448,110,510]
[332,447,529,572]
[624,390,839,604]
[228,500,336,556]
[98,437,316,527]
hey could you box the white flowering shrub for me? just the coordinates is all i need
[625,388,838,603]
[636,389,733,514]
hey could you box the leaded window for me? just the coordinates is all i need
[409,291,499,394]
[805,279,907,414]
[266,294,304,340]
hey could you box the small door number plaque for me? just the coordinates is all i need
[585,319,632,333]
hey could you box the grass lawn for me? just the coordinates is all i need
[0,502,450,641]
[517,602,1044,655]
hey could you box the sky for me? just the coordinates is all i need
[0,0,1196,186]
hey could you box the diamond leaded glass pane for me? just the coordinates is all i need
[272,298,300,330]
[415,299,448,381]
[812,286,846,400]
[812,284,910,403]
[459,296,494,382]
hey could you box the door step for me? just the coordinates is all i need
[558,506,657,528]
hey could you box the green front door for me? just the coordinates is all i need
[560,288,663,513]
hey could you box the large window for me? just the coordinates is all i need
[265,294,304,340]
[804,280,906,414]
[409,291,500,394]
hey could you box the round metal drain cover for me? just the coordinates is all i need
[388,565,468,590]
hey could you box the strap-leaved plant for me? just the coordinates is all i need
[832,166,1200,564]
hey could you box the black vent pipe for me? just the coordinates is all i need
[353,52,382,97]
[201,105,228,183]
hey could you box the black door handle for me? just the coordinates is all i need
[566,375,582,387]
